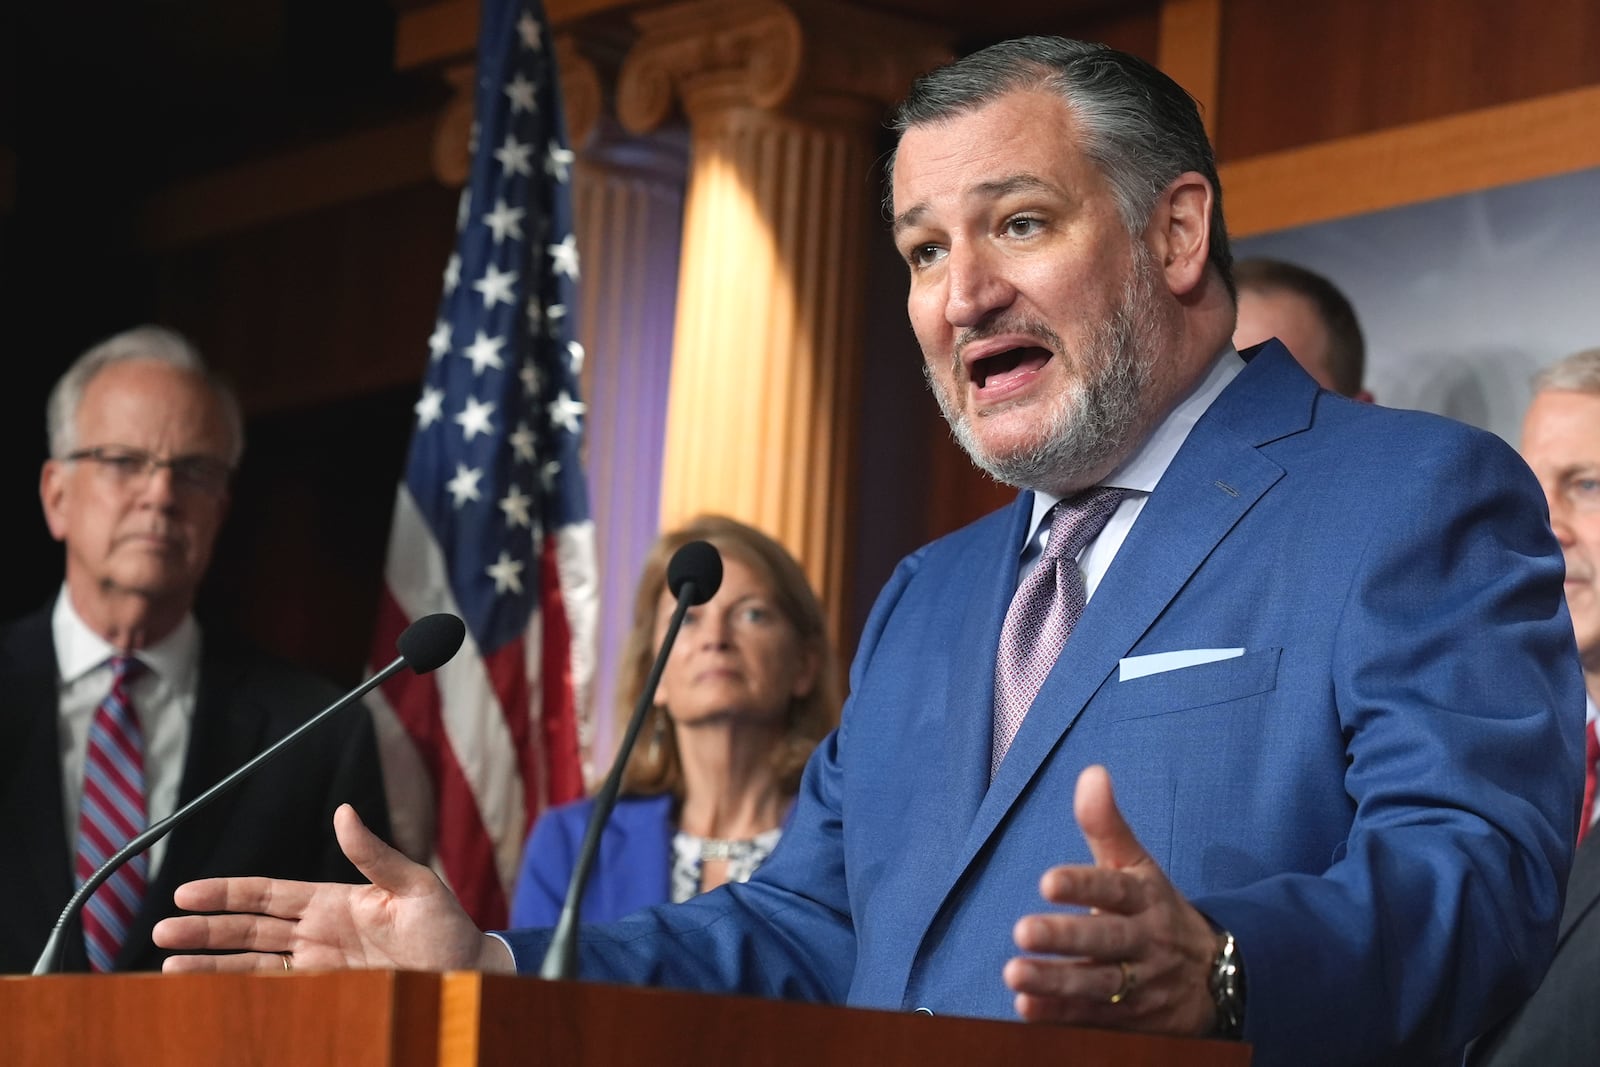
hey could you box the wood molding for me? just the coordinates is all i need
[1157,0,1221,142]
[139,114,441,248]
[1220,83,1600,238]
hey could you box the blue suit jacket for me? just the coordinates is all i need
[500,344,1585,1066]
[510,795,672,926]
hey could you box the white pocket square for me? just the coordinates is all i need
[1118,648,1246,681]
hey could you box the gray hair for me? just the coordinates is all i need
[885,36,1234,298]
[47,325,246,464]
[1532,347,1600,396]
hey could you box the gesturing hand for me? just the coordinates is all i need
[153,804,514,975]
[1003,765,1220,1035]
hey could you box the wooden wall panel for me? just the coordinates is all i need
[1218,0,1600,160]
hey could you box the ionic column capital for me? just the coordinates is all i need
[616,0,951,133]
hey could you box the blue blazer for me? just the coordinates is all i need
[500,344,1585,1066]
[510,795,673,926]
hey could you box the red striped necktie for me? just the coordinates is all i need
[75,655,149,972]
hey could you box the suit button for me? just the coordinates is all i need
[913,1007,934,1016]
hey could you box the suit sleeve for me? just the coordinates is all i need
[1193,425,1586,1062]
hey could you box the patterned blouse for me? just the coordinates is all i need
[669,826,784,903]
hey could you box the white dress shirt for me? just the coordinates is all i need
[53,588,201,879]
[1017,345,1246,592]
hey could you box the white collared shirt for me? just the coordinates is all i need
[1017,345,1246,594]
[54,589,201,878]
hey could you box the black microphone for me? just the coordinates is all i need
[31,612,467,975]
[539,540,723,980]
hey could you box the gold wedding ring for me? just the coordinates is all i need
[1108,960,1135,1004]
[281,953,294,973]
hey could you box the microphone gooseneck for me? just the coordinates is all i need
[539,540,723,981]
[31,612,467,976]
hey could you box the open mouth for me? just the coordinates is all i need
[970,345,1053,390]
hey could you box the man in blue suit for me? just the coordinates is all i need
[155,35,1584,1066]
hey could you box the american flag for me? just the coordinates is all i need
[367,0,597,929]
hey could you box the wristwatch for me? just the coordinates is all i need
[1208,928,1246,1040]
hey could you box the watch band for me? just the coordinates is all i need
[1209,928,1246,1040]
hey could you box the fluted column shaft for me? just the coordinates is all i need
[619,0,949,642]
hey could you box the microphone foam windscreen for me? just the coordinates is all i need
[397,613,467,673]
[666,540,723,606]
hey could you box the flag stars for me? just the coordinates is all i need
[549,390,586,435]
[504,72,538,114]
[517,12,544,50]
[428,320,453,360]
[415,386,445,430]
[456,188,472,233]
[446,463,484,507]
[546,141,574,184]
[482,198,525,243]
[443,253,462,294]
[486,551,526,595]
[499,486,533,528]
[455,396,497,441]
[509,422,537,463]
[462,331,507,375]
[566,340,585,375]
[494,134,534,178]
[540,459,562,492]
[520,359,542,398]
[473,263,518,309]
[548,234,580,280]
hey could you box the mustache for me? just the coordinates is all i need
[952,316,1065,378]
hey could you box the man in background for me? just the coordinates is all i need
[0,324,391,973]
[1470,347,1600,1065]
[1232,256,1373,401]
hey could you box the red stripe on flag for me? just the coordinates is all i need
[540,535,584,811]
[371,588,509,928]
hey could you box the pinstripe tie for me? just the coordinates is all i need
[992,487,1127,778]
[76,655,148,972]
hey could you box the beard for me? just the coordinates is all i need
[925,243,1163,495]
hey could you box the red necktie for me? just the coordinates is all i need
[1580,719,1599,845]
[75,655,148,972]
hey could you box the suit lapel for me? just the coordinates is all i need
[123,645,266,967]
[0,610,84,969]
[933,494,1038,846]
[932,344,1314,917]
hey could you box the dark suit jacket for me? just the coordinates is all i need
[1469,831,1600,1065]
[0,605,391,973]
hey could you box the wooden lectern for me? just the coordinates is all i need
[0,971,1252,1065]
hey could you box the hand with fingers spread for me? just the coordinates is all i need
[1003,765,1227,1037]
[153,804,514,974]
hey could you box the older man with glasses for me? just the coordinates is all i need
[1471,347,1600,1066]
[0,324,391,974]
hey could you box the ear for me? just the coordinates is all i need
[39,459,70,543]
[1144,170,1214,298]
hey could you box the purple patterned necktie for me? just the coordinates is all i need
[76,655,148,972]
[992,487,1128,778]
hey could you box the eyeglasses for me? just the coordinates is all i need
[64,446,234,496]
